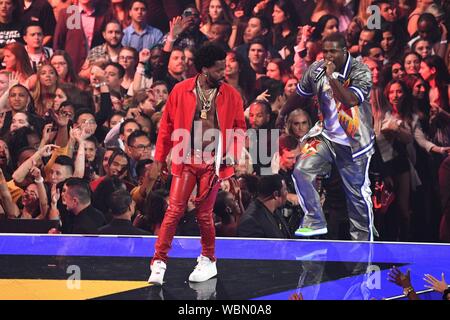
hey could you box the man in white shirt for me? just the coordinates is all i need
[23,22,53,72]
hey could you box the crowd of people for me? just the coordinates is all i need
[0,0,448,244]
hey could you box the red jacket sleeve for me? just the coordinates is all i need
[227,90,247,163]
[154,89,175,163]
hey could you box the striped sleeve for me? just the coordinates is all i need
[296,64,315,98]
[348,63,372,105]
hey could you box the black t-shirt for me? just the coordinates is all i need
[0,21,23,48]
[23,0,57,38]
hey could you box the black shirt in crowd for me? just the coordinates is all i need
[0,21,23,48]
[97,218,151,235]
[65,205,106,234]
[237,198,292,239]
[23,0,57,42]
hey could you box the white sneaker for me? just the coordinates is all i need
[188,255,217,283]
[148,260,166,285]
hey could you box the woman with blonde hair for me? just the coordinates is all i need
[285,109,312,143]
[32,64,59,116]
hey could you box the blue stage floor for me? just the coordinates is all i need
[0,234,448,300]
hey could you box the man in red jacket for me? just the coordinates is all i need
[148,43,246,285]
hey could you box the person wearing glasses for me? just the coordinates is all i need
[117,47,138,92]
[125,130,152,183]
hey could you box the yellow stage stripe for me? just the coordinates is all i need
[0,279,151,300]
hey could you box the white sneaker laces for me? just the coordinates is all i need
[195,256,210,271]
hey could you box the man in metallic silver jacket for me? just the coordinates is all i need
[293,32,376,241]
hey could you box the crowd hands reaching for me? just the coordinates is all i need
[388,266,450,300]
[0,0,447,243]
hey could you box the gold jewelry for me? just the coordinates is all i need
[196,78,217,120]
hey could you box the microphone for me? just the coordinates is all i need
[314,66,327,83]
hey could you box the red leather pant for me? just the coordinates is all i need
[152,161,220,263]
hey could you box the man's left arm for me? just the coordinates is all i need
[327,61,372,111]
[228,93,247,164]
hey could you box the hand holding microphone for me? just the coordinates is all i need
[314,60,336,82]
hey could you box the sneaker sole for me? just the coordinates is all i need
[189,271,218,283]
[148,280,164,285]
[295,228,328,237]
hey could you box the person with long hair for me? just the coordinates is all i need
[285,109,311,143]
[413,38,433,59]
[265,57,290,83]
[419,55,450,147]
[118,47,138,91]
[345,17,363,54]
[420,55,450,112]
[53,83,80,111]
[378,80,448,240]
[382,60,406,86]
[224,50,256,105]
[111,0,131,28]
[134,189,169,235]
[403,74,430,127]
[311,0,351,32]
[50,50,80,86]
[355,0,372,26]
[32,64,58,117]
[2,43,34,86]
[381,23,406,64]
[200,0,233,37]
[310,14,339,43]
[283,75,298,98]
[403,51,421,75]
[271,0,298,64]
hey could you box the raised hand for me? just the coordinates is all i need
[388,266,412,288]
[424,273,448,293]
[91,65,106,84]
[169,16,184,39]
[139,48,151,64]
[256,89,270,102]
[51,183,60,206]
[38,144,59,158]
[29,164,42,181]
[8,71,19,88]
[42,123,57,144]
[228,177,241,200]
[254,0,270,14]
[48,108,70,128]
